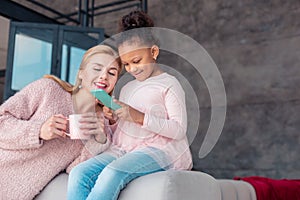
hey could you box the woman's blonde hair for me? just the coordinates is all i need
[44,45,122,94]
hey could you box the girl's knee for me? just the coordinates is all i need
[69,164,88,182]
[101,166,124,179]
[99,166,130,189]
[105,166,125,179]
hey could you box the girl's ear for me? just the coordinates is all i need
[151,45,159,60]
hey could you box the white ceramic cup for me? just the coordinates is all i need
[67,114,92,140]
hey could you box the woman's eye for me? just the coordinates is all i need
[133,59,140,64]
[108,70,117,76]
[94,68,101,71]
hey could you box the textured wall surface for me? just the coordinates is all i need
[0,0,299,179]
[148,0,300,179]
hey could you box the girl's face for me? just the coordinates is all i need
[79,53,119,93]
[118,42,160,81]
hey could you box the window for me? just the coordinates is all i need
[12,29,53,91]
[4,22,104,100]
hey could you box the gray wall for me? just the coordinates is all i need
[148,1,300,179]
[0,1,299,179]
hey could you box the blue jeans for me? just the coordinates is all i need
[67,150,164,200]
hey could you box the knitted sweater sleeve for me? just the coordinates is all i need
[0,79,50,150]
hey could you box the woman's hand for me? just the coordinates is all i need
[78,112,106,143]
[40,114,68,140]
[113,99,145,125]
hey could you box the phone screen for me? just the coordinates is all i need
[90,89,121,110]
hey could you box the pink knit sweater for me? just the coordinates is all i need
[0,78,85,200]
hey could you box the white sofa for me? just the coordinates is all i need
[35,171,256,200]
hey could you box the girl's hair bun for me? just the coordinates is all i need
[119,10,154,32]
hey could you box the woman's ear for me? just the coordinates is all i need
[151,45,159,60]
[78,70,83,80]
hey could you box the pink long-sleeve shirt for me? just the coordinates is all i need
[0,78,87,200]
[110,73,193,170]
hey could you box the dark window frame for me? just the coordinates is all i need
[4,21,104,100]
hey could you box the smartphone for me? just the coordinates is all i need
[90,89,121,111]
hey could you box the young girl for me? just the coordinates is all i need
[0,44,122,200]
[67,10,193,200]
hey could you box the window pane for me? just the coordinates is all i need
[12,29,52,90]
[69,46,85,85]
[61,44,68,81]
[60,30,101,85]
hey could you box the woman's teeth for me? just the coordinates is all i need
[95,83,107,88]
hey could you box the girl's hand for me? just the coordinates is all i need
[103,106,118,125]
[78,112,106,143]
[40,114,68,140]
[113,99,145,125]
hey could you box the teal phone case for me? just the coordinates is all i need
[90,89,121,111]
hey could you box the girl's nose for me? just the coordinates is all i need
[129,66,138,73]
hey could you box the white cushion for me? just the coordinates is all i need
[218,180,256,200]
[34,173,68,200]
[35,171,221,200]
[35,171,256,200]
[119,171,221,200]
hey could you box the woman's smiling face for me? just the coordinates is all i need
[79,53,119,93]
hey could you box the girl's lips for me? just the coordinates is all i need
[133,71,142,76]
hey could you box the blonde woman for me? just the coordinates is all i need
[0,45,122,200]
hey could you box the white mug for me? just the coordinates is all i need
[67,114,92,140]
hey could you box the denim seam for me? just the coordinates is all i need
[81,172,101,192]
[112,159,163,200]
